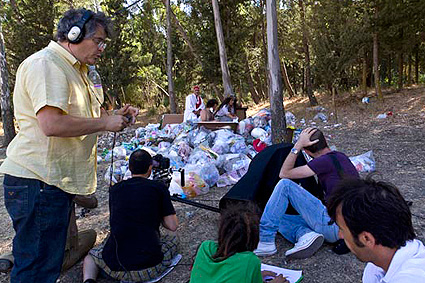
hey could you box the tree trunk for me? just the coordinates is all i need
[362,50,367,96]
[332,86,338,123]
[166,0,176,113]
[245,56,260,103]
[415,46,419,84]
[255,72,266,99]
[164,0,223,101]
[388,53,392,86]
[266,0,286,144]
[280,60,294,98]
[407,55,412,86]
[260,0,269,97]
[397,52,403,90]
[373,31,383,101]
[212,0,234,97]
[0,24,16,146]
[299,0,318,106]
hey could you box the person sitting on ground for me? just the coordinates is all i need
[254,127,359,259]
[214,96,237,121]
[82,149,179,283]
[200,99,219,121]
[0,194,98,273]
[327,177,425,282]
[184,85,205,122]
[190,203,288,283]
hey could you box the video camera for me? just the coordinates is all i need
[152,154,172,187]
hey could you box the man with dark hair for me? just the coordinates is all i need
[255,127,359,259]
[0,8,138,283]
[200,99,219,121]
[82,149,179,283]
[327,178,425,282]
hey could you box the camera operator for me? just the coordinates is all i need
[82,149,179,283]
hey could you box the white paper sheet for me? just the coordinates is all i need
[261,263,303,283]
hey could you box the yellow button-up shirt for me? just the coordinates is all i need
[0,41,103,195]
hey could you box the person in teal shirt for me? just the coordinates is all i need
[190,204,287,283]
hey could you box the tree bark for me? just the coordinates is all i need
[0,24,16,146]
[255,72,267,99]
[280,60,294,98]
[266,0,286,144]
[245,56,260,104]
[388,53,392,86]
[299,0,318,106]
[166,0,176,113]
[415,46,419,84]
[397,52,403,90]
[373,32,383,101]
[407,55,412,86]
[362,50,367,96]
[212,0,234,97]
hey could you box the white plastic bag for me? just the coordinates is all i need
[350,150,376,173]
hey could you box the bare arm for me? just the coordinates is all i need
[162,214,178,232]
[36,105,136,137]
[279,127,318,179]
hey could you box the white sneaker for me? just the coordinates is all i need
[254,241,277,256]
[285,232,324,259]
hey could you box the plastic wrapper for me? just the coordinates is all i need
[104,160,129,185]
[253,109,271,120]
[229,138,247,154]
[215,153,251,175]
[313,113,328,122]
[187,147,216,165]
[285,111,296,126]
[238,118,255,135]
[216,168,248,187]
[253,116,268,128]
[113,146,127,160]
[169,178,184,197]
[177,141,192,163]
[350,150,376,173]
[251,127,267,139]
[135,127,146,138]
[182,171,209,198]
[192,128,210,147]
[212,139,230,154]
[184,163,220,187]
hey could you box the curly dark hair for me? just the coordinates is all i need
[327,176,415,249]
[213,202,260,261]
[56,8,113,42]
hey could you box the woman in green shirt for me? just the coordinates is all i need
[190,204,287,283]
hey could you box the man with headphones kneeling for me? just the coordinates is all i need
[0,8,138,283]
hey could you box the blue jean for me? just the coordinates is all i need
[259,179,339,244]
[4,174,74,283]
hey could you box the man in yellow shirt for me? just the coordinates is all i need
[0,8,138,283]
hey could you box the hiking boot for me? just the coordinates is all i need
[285,232,324,259]
[254,241,277,256]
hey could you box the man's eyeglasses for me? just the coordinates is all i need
[92,37,107,50]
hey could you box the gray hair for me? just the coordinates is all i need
[56,8,113,42]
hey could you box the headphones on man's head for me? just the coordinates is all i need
[67,9,94,44]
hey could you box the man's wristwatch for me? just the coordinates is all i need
[290,147,300,155]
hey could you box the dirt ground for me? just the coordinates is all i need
[0,86,424,283]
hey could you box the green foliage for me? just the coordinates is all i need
[1,0,425,113]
